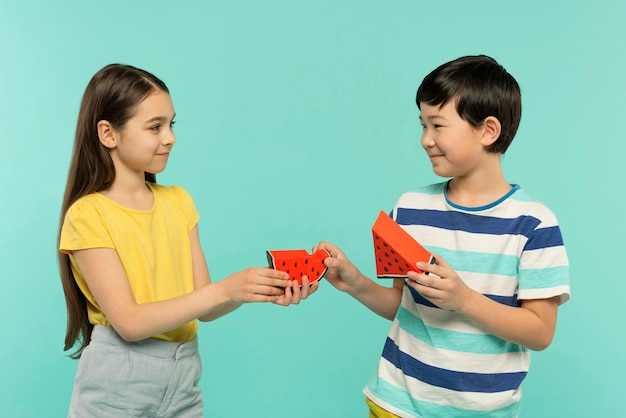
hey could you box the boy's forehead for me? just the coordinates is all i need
[419,102,455,119]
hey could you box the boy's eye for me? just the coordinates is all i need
[170,120,176,129]
[150,125,160,132]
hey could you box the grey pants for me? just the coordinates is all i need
[68,325,203,418]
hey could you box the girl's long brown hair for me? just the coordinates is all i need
[58,64,169,358]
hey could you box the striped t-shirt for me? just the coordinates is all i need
[364,182,570,417]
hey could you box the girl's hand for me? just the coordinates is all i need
[273,276,320,306]
[223,267,290,303]
[315,241,363,293]
[406,255,474,311]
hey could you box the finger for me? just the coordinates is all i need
[407,271,435,288]
[299,276,310,299]
[254,269,290,287]
[249,294,282,303]
[290,281,302,304]
[318,241,343,259]
[255,284,287,297]
[281,284,294,304]
[324,256,344,269]
[308,280,320,295]
[256,267,290,280]
[416,257,441,276]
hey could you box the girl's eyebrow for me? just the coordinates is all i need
[145,113,176,124]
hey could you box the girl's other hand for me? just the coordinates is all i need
[223,267,290,304]
[273,275,320,306]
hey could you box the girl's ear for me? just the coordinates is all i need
[480,116,502,147]
[97,120,117,149]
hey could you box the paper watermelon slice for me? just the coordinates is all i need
[266,248,331,285]
[372,211,435,278]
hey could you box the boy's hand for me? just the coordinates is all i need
[273,276,319,306]
[406,255,474,311]
[409,255,560,351]
[315,241,362,293]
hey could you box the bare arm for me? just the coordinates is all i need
[409,256,559,351]
[317,241,403,320]
[73,226,290,342]
[188,225,242,322]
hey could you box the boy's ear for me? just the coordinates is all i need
[97,120,117,149]
[480,116,501,147]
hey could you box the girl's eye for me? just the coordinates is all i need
[170,121,176,129]
[150,125,160,132]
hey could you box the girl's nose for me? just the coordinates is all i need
[163,131,176,146]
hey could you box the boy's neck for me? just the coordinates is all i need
[446,166,511,208]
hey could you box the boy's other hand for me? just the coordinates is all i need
[406,255,474,311]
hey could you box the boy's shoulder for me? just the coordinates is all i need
[393,182,447,215]
[395,182,560,224]
[398,182,447,199]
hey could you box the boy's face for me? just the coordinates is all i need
[419,101,488,179]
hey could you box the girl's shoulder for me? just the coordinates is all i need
[148,183,194,203]
[66,192,108,213]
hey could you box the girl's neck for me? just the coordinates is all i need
[101,174,154,210]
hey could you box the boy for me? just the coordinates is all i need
[318,55,570,417]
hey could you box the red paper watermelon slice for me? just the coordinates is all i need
[372,211,435,278]
[266,248,331,285]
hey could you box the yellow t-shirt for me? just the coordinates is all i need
[60,183,200,342]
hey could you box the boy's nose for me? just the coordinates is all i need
[421,132,434,148]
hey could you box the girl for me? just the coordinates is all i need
[57,64,317,417]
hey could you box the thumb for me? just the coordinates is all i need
[324,256,342,268]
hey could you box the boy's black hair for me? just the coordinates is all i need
[416,55,521,154]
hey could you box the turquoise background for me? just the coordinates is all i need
[1,1,623,416]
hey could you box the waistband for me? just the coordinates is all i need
[91,325,198,360]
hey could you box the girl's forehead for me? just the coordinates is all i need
[132,90,175,120]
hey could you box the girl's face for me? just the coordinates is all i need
[419,101,487,179]
[111,90,176,177]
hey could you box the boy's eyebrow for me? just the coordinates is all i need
[419,114,446,122]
